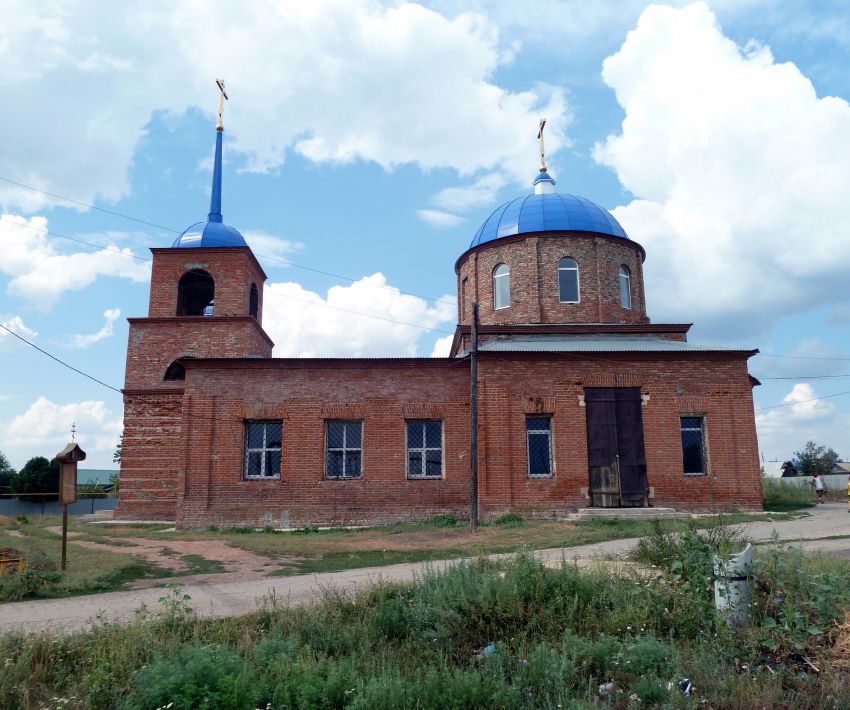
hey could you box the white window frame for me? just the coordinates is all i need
[325,420,363,480]
[680,415,707,476]
[526,416,554,478]
[558,257,580,303]
[406,420,444,479]
[493,263,510,310]
[243,420,282,480]
[619,265,632,309]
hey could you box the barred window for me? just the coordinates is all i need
[326,420,363,479]
[680,416,706,475]
[407,420,443,479]
[526,417,553,477]
[244,420,281,479]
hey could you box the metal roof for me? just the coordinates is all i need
[471,187,628,248]
[477,337,756,354]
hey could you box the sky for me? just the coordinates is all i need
[1,0,849,471]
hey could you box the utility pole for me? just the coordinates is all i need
[470,302,479,533]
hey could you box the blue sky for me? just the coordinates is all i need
[1,0,849,470]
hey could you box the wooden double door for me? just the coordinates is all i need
[585,387,649,508]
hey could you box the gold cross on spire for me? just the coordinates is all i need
[537,118,547,172]
[215,79,229,132]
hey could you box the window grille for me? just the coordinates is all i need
[326,420,363,479]
[244,420,282,479]
[526,417,553,477]
[619,265,632,309]
[493,264,510,309]
[406,420,443,478]
[558,257,579,302]
[680,416,706,475]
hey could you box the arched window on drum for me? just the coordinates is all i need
[558,258,579,303]
[619,265,632,309]
[493,264,510,310]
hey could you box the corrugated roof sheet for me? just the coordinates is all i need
[477,337,756,354]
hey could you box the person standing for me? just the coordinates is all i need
[811,471,826,504]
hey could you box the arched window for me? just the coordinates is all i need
[558,257,580,303]
[176,269,215,316]
[249,283,258,318]
[619,265,632,309]
[493,264,510,309]
[164,361,185,381]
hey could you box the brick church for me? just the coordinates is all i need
[116,114,763,529]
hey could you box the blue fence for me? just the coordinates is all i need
[0,497,117,517]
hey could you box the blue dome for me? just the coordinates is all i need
[172,221,247,248]
[471,192,628,248]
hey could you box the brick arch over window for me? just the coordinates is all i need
[249,282,258,318]
[176,269,215,316]
[163,361,185,381]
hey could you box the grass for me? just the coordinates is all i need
[0,507,799,600]
[762,476,817,512]
[2,533,850,709]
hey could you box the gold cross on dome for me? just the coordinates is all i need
[537,118,547,172]
[215,79,229,131]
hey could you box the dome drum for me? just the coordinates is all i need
[456,232,647,328]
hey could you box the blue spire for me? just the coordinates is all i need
[208,128,223,223]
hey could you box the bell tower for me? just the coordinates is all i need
[117,80,272,521]
[124,79,273,390]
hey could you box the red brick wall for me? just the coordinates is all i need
[115,391,184,520]
[475,352,762,517]
[124,318,273,388]
[456,233,648,326]
[148,247,266,321]
[174,360,473,528]
[114,351,762,528]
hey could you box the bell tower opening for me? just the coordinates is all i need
[177,269,215,316]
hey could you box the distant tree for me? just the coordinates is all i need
[794,441,841,476]
[113,434,123,464]
[0,450,16,493]
[12,456,60,500]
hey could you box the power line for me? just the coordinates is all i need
[756,353,850,362]
[1,174,456,306]
[755,389,850,412]
[760,375,850,380]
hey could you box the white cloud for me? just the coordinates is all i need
[3,396,122,469]
[263,273,455,357]
[416,210,466,229]
[0,214,150,309]
[756,383,846,459]
[67,308,122,348]
[594,2,850,339]
[430,334,455,357]
[242,230,304,262]
[431,171,510,213]
[1,1,568,212]
[0,315,37,350]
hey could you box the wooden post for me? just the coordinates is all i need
[61,505,68,570]
[470,302,479,533]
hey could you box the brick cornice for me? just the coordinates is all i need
[150,246,268,282]
[127,315,275,348]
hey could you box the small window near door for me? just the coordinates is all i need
[526,416,553,477]
[680,416,706,475]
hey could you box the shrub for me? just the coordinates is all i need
[120,644,260,710]
[429,513,459,527]
[493,513,524,526]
